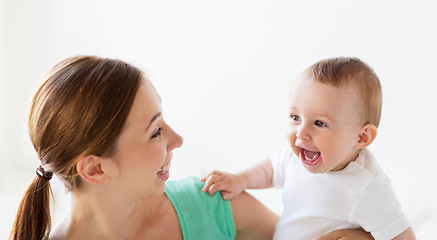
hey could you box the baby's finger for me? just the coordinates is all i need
[220,191,235,200]
[207,182,225,196]
[201,174,221,192]
[200,173,209,182]
[200,170,222,181]
[200,172,212,181]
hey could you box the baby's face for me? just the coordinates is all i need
[287,76,364,173]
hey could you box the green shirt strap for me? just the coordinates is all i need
[165,176,236,240]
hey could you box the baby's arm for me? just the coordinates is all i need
[201,159,273,200]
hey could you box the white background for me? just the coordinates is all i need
[1,0,436,239]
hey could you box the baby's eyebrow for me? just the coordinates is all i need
[313,113,336,123]
[288,106,298,112]
[288,106,336,123]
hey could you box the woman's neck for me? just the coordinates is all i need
[51,190,171,240]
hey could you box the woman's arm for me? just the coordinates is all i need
[314,229,374,240]
[392,227,416,240]
[230,191,279,240]
[230,192,376,240]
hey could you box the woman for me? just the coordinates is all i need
[10,56,373,240]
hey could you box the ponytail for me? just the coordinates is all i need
[10,175,53,240]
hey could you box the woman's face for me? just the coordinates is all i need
[106,78,183,199]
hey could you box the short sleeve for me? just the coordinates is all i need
[349,176,411,240]
[165,176,236,240]
[270,146,295,188]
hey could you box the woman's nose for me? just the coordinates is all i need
[167,125,183,150]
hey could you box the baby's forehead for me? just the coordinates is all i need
[290,75,364,110]
[292,74,360,93]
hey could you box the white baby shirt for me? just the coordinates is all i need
[271,147,410,240]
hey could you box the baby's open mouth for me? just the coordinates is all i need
[157,162,171,175]
[302,149,320,162]
[299,148,322,167]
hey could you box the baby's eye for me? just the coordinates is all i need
[151,128,162,139]
[290,114,301,122]
[314,120,327,127]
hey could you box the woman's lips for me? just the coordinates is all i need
[157,161,171,175]
[157,161,171,181]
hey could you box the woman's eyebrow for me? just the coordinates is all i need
[146,112,162,131]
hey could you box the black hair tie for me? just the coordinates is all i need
[36,165,53,180]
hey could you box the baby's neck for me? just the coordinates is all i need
[331,149,361,172]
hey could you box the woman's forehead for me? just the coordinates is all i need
[124,78,162,128]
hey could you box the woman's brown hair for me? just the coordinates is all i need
[10,56,143,240]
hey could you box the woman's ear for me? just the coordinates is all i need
[356,124,378,149]
[76,155,108,185]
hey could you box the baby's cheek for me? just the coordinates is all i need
[286,128,296,144]
[286,136,300,157]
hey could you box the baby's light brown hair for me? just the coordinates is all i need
[304,57,382,128]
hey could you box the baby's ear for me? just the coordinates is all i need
[356,124,378,149]
[76,155,108,185]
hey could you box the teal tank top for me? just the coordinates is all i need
[165,176,236,240]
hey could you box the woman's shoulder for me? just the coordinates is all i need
[165,176,202,193]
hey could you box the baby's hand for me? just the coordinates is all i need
[200,170,247,200]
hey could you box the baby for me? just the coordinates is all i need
[201,57,415,240]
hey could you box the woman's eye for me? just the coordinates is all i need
[314,120,327,127]
[290,114,301,122]
[151,128,162,139]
